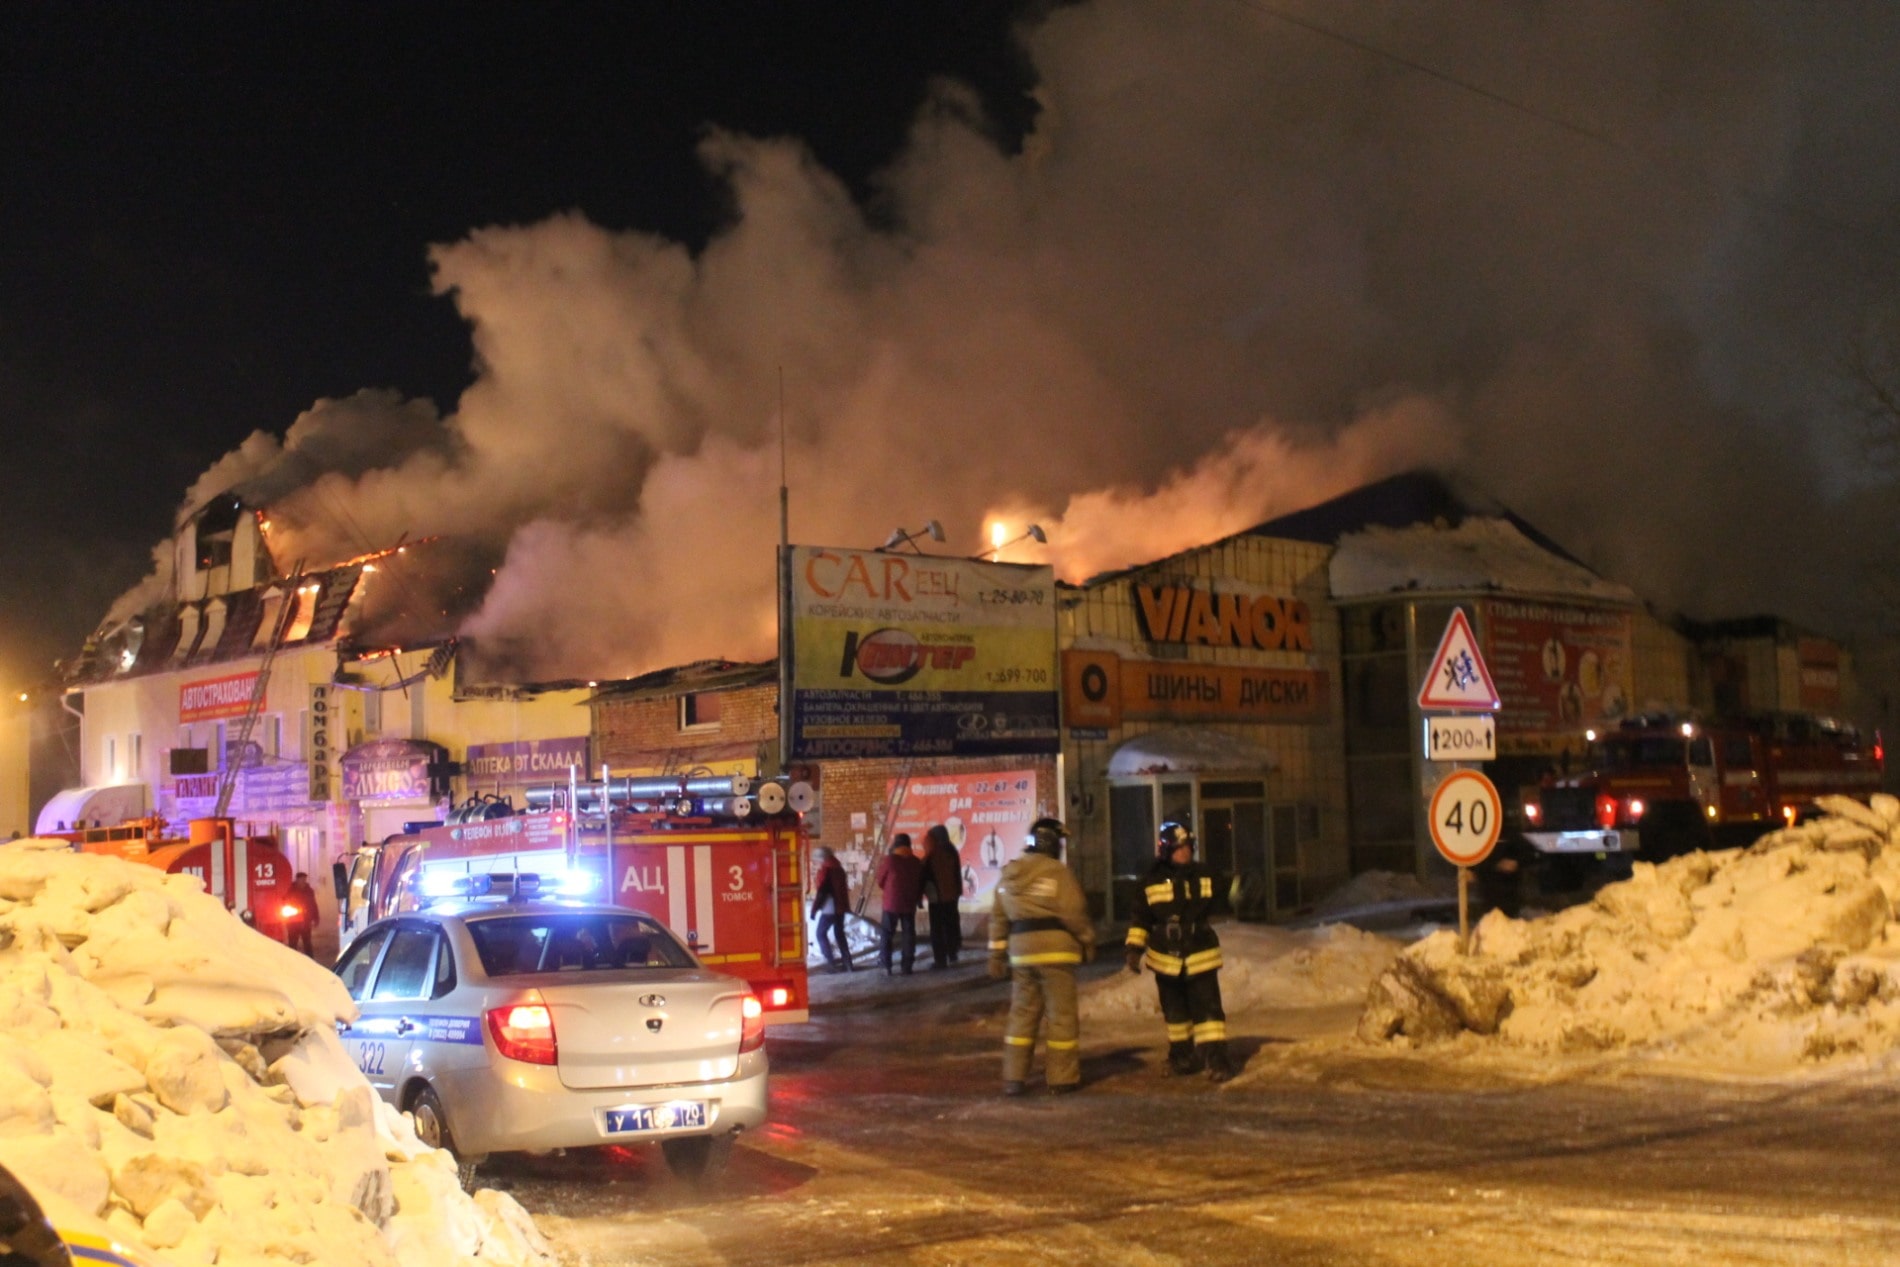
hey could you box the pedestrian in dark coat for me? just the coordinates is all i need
[810,847,854,971]
[921,823,965,968]
[875,834,926,974]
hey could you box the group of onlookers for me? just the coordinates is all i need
[808,824,965,974]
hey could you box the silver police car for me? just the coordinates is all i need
[334,888,768,1186]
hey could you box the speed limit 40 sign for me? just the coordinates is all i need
[1428,769,1501,867]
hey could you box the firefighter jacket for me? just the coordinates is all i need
[988,851,1095,967]
[1124,858,1222,975]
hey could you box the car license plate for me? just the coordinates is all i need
[1552,830,1621,853]
[602,1102,707,1135]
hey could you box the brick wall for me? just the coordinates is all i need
[594,683,777,768]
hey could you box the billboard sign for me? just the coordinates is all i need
[786,546,1058,759]
[180,671,259,723]
[466,736,591,786]
[1061,649,1328,728]
[1482,599,1633,752]
[885,768,1038,909]
[340,739,439,801]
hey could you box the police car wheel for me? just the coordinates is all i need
[660,1133,734,1183]
[409,1087,479,1190]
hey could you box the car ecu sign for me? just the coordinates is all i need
[786,545,1058,759]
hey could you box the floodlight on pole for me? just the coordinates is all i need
[988,522,1047,560]
[879,520,946,553]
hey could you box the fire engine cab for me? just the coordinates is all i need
[335,772,814,1024]
[1522,711,1884,859]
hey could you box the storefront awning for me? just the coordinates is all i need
[1106,728,1281,778]
[35,784,150,835]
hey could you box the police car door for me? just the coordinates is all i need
[348,922,439,1095]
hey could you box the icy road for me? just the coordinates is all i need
[486,961,1900,1266]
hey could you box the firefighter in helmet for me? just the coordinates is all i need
[1124,820,1233,1081]
[989,816,1096,1095]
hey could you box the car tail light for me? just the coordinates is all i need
[1523,801,1541,824]
[1595,794,1618,829]
[279,904,300,919]
[1624,797,1646,823]
[755,980,795,1010]
[739,994,765,1053]
[486,1001,557,1065]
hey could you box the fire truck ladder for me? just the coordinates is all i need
[214,563,306,819]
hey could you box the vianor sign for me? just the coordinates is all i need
[1133,583,1312,653]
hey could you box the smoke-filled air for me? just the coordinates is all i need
[117,1,1900,680]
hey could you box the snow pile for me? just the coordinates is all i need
[1358,795,1900,1072]
[0,839,553,1267]
[1309,869,1455,920]
[1080,922,1401,1020]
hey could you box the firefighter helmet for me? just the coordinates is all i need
[1157,820,1194,857]
[1025,817,1068,857]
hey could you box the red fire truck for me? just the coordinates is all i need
[334,774,814,1024]
[45,816,298,942]
[1521,711,1884,860]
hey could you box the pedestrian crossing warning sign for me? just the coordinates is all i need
[1417,608,1500,712]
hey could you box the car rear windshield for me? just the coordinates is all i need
[467,913,696,977]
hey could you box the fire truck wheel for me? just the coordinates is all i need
[661,1133,734,1184]
[409,1086,480,1191]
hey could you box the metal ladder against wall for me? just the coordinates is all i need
[214,562,306,819]
[853,757,915,918]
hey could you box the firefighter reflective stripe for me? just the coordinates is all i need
[1144,882,1173,905]
[1011,950,1082,965]
[1198,877,1213,899]
[1166,1022,1193,1042]
[1125,926,1149,948]
[989,938,1008,951]
[1045,1038,1077,1050]
[1185,947,1223,973]
[1192,1019,1228,1043]
[1143,947,1224,975]
[1005,1035,1035,1046]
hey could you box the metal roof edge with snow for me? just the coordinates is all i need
[1106,727,1283,778]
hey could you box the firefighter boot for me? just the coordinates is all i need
[1203,1043,1234,1084]
[1165,1041,1200,1077]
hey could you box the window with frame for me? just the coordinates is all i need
[680,692,723,730]
[336,929,392,999]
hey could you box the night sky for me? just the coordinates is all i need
[6,3,1900,698]
[0,2,1040,682]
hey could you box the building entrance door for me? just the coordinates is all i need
[1200,799,1265,919]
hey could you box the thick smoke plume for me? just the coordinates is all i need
[128,1,1900,682]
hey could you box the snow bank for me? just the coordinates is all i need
[1309,869,1454,919]
[1081,922,1402,1020]
[1357,795,1900,1073]
[0,839,554,1267]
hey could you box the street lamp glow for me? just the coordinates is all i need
[991,522,1007,550]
